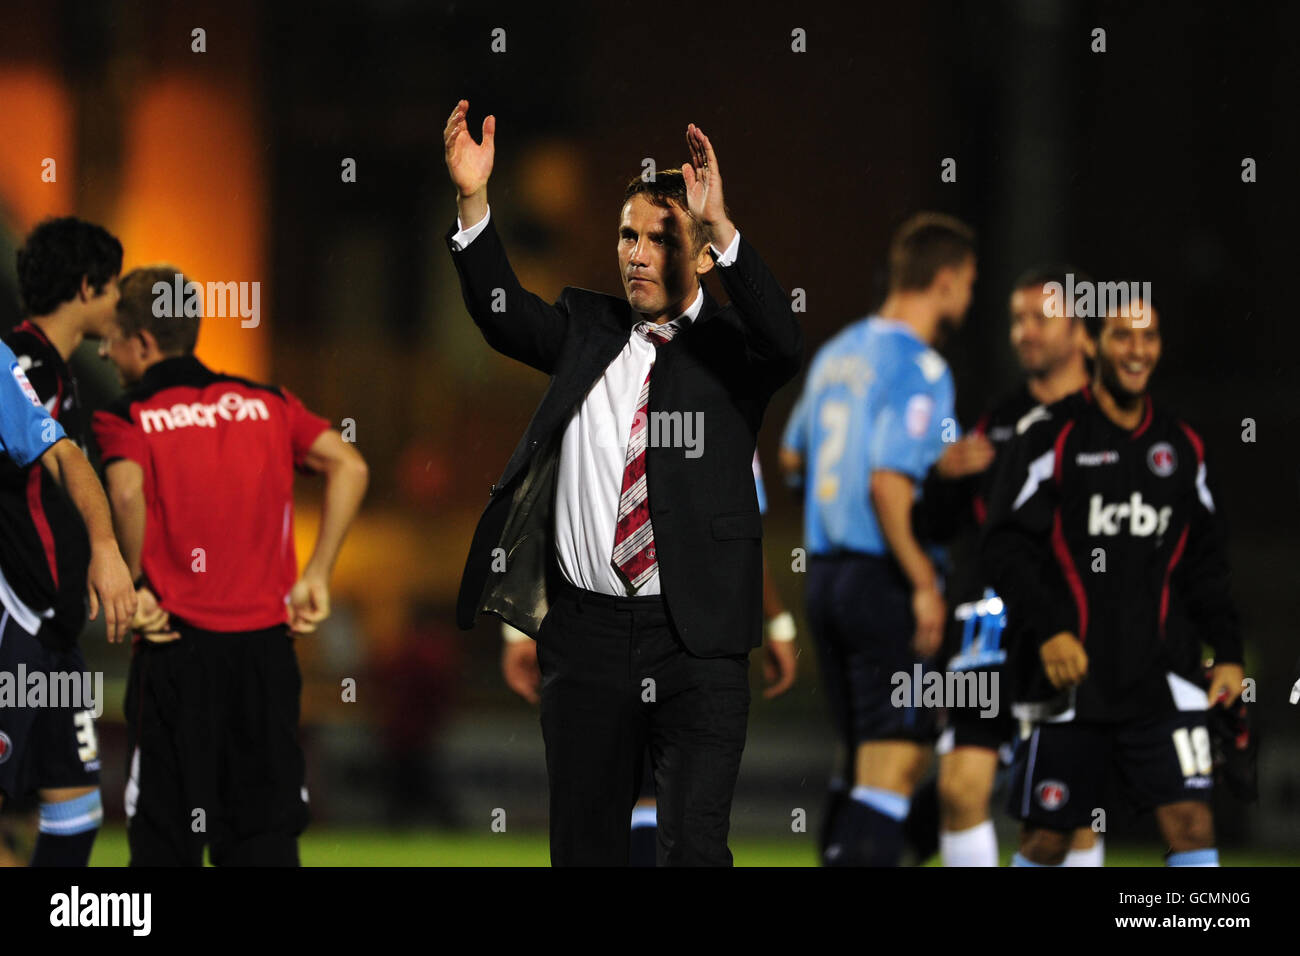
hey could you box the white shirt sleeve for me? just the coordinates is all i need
[451,206,493,251]
[710,229,741,267]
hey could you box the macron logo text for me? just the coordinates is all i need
[140,391,269,434]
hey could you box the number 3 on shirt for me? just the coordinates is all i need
[74,710,99,763]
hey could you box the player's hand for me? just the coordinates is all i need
[1207,662,1246,707]
[911,585,945,658]
[86,542,136,644]
[444,99,495,198]
[288,575,331,635]
[935,434,995,479]
[1040,632,1088,689]
[132,586,180,643]
[502,638,540,705]
[762,635,798,699]
[683,124,734,245]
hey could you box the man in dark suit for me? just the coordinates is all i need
[442,100,802,865]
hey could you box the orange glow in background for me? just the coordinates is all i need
[0,68,74,228]
[0,68,268,382]
[115,75,268,381]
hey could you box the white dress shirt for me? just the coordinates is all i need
[453,205,741,595]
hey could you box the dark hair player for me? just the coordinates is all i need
[983,294,1244,867]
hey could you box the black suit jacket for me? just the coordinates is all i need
[448,216,802,657]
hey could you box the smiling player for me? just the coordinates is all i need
[984,293,1244,867]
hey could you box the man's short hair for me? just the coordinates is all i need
[1078,284,1160,343]
[887,212,976,292]
[1011,263,1093,326]
[117,265,201,355]
[622,169,710,253]
[16,217,123,316]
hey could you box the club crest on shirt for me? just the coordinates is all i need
[1036,779,1069,810]
[0,730,12,764]
[10,361,42,407]
[1147,441,1177,477]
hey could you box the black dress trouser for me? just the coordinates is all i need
[537,581,750,866]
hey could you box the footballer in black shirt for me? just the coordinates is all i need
[0,217,136,867]
[913,268,1099,867]
[983,296,1244,867]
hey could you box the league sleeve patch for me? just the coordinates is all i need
[916,349,947,384]
[10,361,42,407]
[905,393,934,439]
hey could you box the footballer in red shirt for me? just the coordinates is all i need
[93,266,368,866]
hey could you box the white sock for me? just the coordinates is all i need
[940,819,998,867]
[1064,837,1105,867]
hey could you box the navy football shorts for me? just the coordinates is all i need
[1008,710,1213,830]
[0,609,101,801]
[806,553,940,748]
[938,699,1017,763]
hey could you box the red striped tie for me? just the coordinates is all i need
[611,320,679,590]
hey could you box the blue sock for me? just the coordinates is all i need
[851,785,910,820]
[825,786,909,866]
[31,791,102,867]
[1010,851,1062,867]
[629,805,657,867]
[1167,848,1219,867]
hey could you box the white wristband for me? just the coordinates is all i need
[766,611,796,643]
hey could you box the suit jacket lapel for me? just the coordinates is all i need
[556,283,718,432]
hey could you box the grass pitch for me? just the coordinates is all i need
[85,826,1290,867]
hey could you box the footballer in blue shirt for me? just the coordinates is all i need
[781,213,978,866]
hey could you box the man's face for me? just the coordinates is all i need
[936,255,977,328]
[97,315,148,387]
[82,274,121,339]
[618,195,710,320]
[1090,302,1161,404]
[1009,284,1084,376]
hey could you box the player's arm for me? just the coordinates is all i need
[40,438,136,643]
[870,468,943,657]
[760,544,798,700]
[911,431,995,543]
[868,367,959,656]
[89,410,174,639]
[443,100,570,374]
[981,422,1086,688]
[501,621,540,705]
[683,123,802,390]
[104,460,145,579]
[2,356,132,641]
[778,390,810,491]
[290,428,369,634]
[1176,428,1245,704]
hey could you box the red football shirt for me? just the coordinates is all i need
[92,356,331,632]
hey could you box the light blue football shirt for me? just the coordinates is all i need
[781,317,955,555]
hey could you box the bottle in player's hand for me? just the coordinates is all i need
[444,99,495,198]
